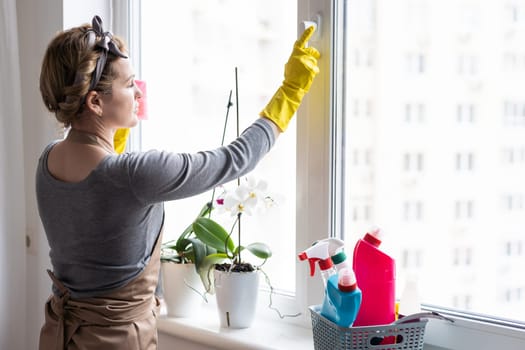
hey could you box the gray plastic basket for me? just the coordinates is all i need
[309,305,428,350]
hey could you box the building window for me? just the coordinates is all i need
[401,248,423,269]
[455,152,474,171]
[405,52,426,74]
[456,103,476,123]
[352,98,374,118]
[453,246,473,266]
[503,100,525,126]
[505,240,523,256]
[457,53,478,76]
[403,200,424,221]
[405,102,425,123]
[351,202,373,222]
[503,194,525,212]
[505,288,523,303]
[454,200,474,220]
[403,152,424,172]
[453,294,473,310]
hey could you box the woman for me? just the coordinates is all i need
[37,15,319,349]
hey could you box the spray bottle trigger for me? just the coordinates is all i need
[298,251,318,276]
[308,259,318,276]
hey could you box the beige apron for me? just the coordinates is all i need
[39,231,162,350]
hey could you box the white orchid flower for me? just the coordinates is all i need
[217,177,271,217]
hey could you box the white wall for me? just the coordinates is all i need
[2,1,111,349]
[0,0,27,349]
[17,1,63,349]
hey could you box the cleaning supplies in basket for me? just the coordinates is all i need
[299,239,362,328]
[352,226,396,326]
[309,305,454,350]
[320,267,362,327]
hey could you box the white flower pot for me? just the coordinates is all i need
[161,262,203,317]
[213,269,260,328]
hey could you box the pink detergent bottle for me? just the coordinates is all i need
[352,226,396,326]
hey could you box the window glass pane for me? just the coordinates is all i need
[343,0,525,322]
[139,1,297,292]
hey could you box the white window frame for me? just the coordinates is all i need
[115,0,525,348]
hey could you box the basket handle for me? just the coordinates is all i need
[368,333,405,348]
[394,311,455,325]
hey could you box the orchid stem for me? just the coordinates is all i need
[237,212,242,264]
[234,67,241,264]
[209,90,234,218]
[227,214,241,263]
[222,90,234,146]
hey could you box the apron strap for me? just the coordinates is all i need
[46,269,78,350]
[47,269,69,297]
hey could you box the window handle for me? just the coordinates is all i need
[302,14,321,43]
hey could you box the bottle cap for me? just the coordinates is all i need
[363,225,383,247]
[331,251,347,265]
[318,257,334,271]
[338,268,357,292]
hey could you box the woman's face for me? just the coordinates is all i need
[101,58,143,129]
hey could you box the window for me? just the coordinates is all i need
[403,152,424,172]
[137,0,297,293]
[456,102,476,123]
[342,0,525,324]
[455,152,474,171]
[123,0,525,347]
[405,102,425,123]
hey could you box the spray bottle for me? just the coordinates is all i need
[320,267,362,327]
[322,238,351,272]
[352,226,396,326]
[298,241,336,286]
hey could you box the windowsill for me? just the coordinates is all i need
[157,297,525,350]
[422,306,525,350]
[157,296,315,350]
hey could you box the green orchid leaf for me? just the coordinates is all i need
[175,224,194,248]
[245,242,272,259]
[233,246,243,256]
[160,252,183,263]
[197,252,229,294]
[188,237,216,271]
[173,237,191,255]
[193,217,235,254]
[197,202,213,218]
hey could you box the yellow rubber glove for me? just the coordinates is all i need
[114,128,130,154]
[260,26,320,132]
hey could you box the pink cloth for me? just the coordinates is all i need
[136,80,148,120]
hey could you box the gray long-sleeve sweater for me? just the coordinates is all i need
[36,118,276,298]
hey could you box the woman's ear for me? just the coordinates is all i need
[84,91,104,117]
